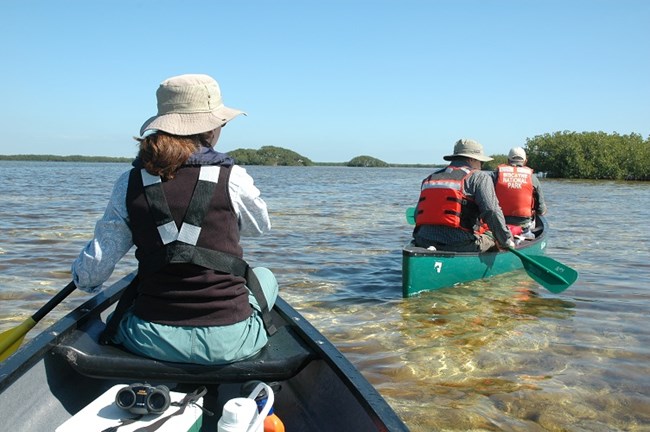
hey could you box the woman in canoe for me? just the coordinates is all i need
[71,74,278,365]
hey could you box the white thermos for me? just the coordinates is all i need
[217,382,273,432]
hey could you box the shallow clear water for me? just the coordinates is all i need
[1,161,649,431]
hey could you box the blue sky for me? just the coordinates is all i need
[1,0,648,164]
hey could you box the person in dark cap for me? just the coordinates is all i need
[413,138,514,252]
[71,74,277,365]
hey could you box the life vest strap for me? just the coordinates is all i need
[141,166,220,247]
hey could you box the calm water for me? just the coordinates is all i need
[1,161,650,431]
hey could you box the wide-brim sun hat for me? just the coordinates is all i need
[139,74,246,136]
[443,138,493,162]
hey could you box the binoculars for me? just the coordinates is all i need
[114,383,171,415]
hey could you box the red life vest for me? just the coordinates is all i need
[495,164,534,218]
[415,166,487,234]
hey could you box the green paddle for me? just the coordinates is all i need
[506,247,578,293]
[405,207,416,225]
[0,281,77,361]
[404,207,578,293]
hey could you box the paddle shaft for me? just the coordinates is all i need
[0,281,77,360]
[32,281,77,322]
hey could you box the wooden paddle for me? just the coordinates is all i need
[0,281,76,361]
[404,207,578,293]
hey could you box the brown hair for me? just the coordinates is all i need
[135,131,212,180]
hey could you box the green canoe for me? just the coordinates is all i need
[402,212,549,297]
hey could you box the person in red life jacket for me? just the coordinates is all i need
[71,74,278,365]
[493,147,547,234]
[413,139,514,252]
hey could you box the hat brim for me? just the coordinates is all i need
[443,153,493,162]
[140,105,246,136]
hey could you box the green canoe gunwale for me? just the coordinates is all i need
[402,216,548,297]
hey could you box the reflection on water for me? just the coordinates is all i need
[298,273,581,430]
[2,162,650,430]
[385,280,577,430]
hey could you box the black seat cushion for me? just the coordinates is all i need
[53,318,314,383]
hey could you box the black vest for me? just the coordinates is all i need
[126,163,252,326]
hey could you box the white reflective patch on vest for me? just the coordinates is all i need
[157,221,179,245]
[198,166,220,183]
[177,223,201,245]
[157,221,201,245]
[141,169,162,187]
[422,180,462,190]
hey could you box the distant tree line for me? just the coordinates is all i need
[528,131,649,180]
[229,146,313,166]
[347,155,389,167]
[5,131,647,180]
[228,147,397,168]
[0,154,133,163]
[484,131,649,181]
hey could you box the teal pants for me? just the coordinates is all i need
[113,267,278,365]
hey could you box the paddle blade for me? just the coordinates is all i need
[406,207,416,225]
[0,318,37,361]
[519,254,579,294]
